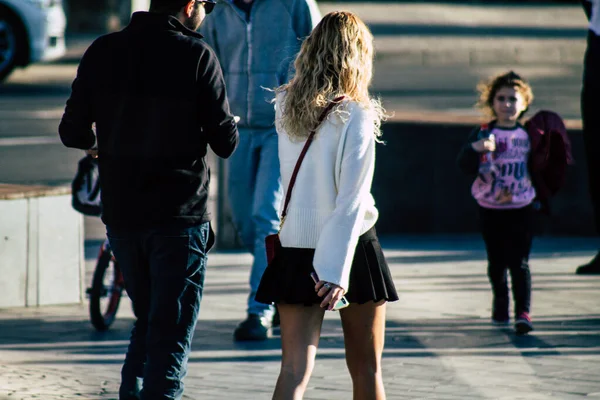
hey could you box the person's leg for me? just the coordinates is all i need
[339,300,387,400]
[505,207,534,334]
[273,303,325,400]
[248,129,282,318]
[106,229,148,400]
[228,128,259,252]
[488,263,509,323]
[578,32,600,274]
[235,129,282,340]
[479,207,509,323]
[139,222,210,400]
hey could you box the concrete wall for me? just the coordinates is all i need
[214,121,594,249]
[64,0,149,33]
[371,122,594,236]
[0,193,84,308]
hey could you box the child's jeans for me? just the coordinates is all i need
[479,205,534,318]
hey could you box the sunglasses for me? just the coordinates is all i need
[196,0,216,14]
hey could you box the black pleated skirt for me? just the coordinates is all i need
[255,227,399,306]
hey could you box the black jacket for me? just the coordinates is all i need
[59,12,239,229]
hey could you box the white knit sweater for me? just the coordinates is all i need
[276,93,379,292]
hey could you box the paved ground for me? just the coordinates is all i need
[1,235,599,399]
[1,2,599,399]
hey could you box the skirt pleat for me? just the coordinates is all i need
[255,226,399,306]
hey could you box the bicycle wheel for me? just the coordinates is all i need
[88,243,124,331]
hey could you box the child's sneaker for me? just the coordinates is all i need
[514,312,534,335]
[491,300,509,326]
[491,317,510,326]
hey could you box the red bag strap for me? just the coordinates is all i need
[280,96,345,222]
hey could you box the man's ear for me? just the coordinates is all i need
[183,0,195,18]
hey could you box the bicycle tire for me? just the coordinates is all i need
[89,248,123,331]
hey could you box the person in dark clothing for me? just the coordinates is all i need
[577,0,600,275]
[457,71,536,335]
[199,0,320,341]
[59,0,238,398]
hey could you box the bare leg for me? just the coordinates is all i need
[339,300,387,400]
[272,303,325,400]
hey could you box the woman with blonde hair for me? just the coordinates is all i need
[256,11,398,399]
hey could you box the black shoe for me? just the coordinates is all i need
[120,392,141,400]
[272,307,280,328]
[119,381,141,400]
[576,252,600,275]
[234,314,272,341]
[514,312,534,335]
[491,297,509,325]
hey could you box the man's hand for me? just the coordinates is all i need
[86,148,98,159]
[85,124,98,158]
[471,137,496,153]
[314,280,345,311]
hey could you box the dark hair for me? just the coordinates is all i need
[150,0,190,14]
[476,70,534,119]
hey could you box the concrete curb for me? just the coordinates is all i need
[376,46,586,67]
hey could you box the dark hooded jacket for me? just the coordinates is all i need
[59,12,239,228]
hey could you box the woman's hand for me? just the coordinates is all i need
[315,280,345,311]
[471,137,496,153]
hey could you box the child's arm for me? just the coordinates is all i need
[456,126,482,175]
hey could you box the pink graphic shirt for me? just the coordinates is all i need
[471,125,536,209]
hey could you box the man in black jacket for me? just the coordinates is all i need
[59,0,238,398]
[577,0,600,275]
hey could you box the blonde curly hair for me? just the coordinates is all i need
[276,11,386,140]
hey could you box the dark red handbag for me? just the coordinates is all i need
[265,96,345,265]
[265,232,281,266]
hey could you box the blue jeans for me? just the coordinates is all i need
[107,222,211,400]
[228,127,282,319]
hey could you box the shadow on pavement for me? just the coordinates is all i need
[394,274,600,293]
[367,23,587,38]
[380,235,599,265]
[0,83,72,96]
[385,251,599,265]
[2,315,598,365]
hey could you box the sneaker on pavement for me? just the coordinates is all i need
[491,317,510,326]
[576,253,600,275]
[491,298,509,326]
[120,392,141,400]
[234,314,272,341]
[514,312,534,335]
[119,377,142,400]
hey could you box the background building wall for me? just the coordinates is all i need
[63,0,149,33]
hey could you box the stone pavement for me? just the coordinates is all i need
[1,235,600,399]
[1,2,598,398]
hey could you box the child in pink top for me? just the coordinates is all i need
[457,71,536,335]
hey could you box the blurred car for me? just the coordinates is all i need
[0,0,66,81]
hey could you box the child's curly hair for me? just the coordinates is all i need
[476,71,534,119]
